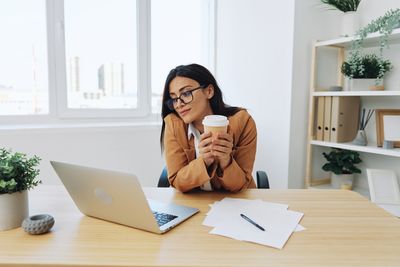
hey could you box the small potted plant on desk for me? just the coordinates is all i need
[341,53,392,91]
[0,148,41,231]
[322,148,362,190]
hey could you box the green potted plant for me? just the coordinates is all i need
[0,148,41,230]
[322,149,362,189]
[341,53,392,90]
[320,0,362,36]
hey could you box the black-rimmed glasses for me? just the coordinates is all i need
[166,86,205,110]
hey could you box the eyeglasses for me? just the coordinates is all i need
[166,86,204,110]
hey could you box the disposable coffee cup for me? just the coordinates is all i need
[202,115,229,136]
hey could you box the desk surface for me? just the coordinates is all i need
[1,186,400,267]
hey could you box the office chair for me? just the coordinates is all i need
[157,166,270,189]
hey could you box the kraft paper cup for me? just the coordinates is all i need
[202,115,229,136]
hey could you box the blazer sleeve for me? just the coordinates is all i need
[164,115,212,192]
[214,114,257,192]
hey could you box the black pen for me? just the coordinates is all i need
[240,213,265,231]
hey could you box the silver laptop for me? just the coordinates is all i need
[50,161,199,234]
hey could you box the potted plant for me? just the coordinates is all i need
[322,148,362,189]
[320,0,362,36]
[341,53,392,90]
[0,148,41,231]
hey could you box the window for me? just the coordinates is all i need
[0,0,214,122]
[64,0,138,110]
[0,0,48,115]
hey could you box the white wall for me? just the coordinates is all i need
[215,0,295,188]
[0,125,164,186]
[288,0,341,188]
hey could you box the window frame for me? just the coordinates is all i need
[0,0,215,125]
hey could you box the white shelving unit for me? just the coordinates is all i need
[313,91,400,97]
[305,29,400,198]
[315,28,400,48]
[310,140,400,158]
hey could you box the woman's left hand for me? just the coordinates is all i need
[211,132,233,170]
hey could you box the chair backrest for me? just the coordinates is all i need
[157,167,170,187]
[157,167,269,189]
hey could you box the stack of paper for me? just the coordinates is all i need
[203,198,304,249]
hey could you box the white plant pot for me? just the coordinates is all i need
[346,78,383,91]
[341,11,359,36]
[331,173,354,189]
[0,190,29,231]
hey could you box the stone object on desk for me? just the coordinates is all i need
[22,214,55,235]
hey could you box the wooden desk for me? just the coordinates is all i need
[1,186,400,267]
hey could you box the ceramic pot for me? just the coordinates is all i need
[346,78,383,91]
[0,190,29,231]
[341,11,359,36]
[331,173,354,190]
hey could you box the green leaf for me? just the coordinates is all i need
[321,149,362,175]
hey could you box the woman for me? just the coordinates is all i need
[160,64,257,193]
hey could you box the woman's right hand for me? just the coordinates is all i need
[198,132,214,167]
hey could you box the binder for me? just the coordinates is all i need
[330,96,360,143]
[323,96,332,142]
[316,97,325,140]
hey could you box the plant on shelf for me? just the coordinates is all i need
[320,0,361,12]
[352,8,400,54]
[341,53,392,80]
[0,148,41,231]
[322,149,362,190]
[322,149,362,175]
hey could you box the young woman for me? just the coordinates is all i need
[160,64,257,192]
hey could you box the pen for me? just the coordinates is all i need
[240,213,265,231]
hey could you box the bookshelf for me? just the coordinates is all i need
[305,29,400,198]
[313,91,400,97]
[314,28,400,48]
[310,140,400,158]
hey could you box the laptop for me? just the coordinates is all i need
[50,161,199,234]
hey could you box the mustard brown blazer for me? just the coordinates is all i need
[164,109,257,192]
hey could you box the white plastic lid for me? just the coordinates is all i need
[202,115,229,127]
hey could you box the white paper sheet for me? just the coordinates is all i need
[203,198,304,249]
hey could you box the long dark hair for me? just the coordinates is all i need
[160,63,241,151]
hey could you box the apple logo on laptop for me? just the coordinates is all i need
[94,188,113,205]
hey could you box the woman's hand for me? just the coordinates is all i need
[211,133,233,170]
[198,132,214,167]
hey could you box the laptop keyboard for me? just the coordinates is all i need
[152,211,178,227]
